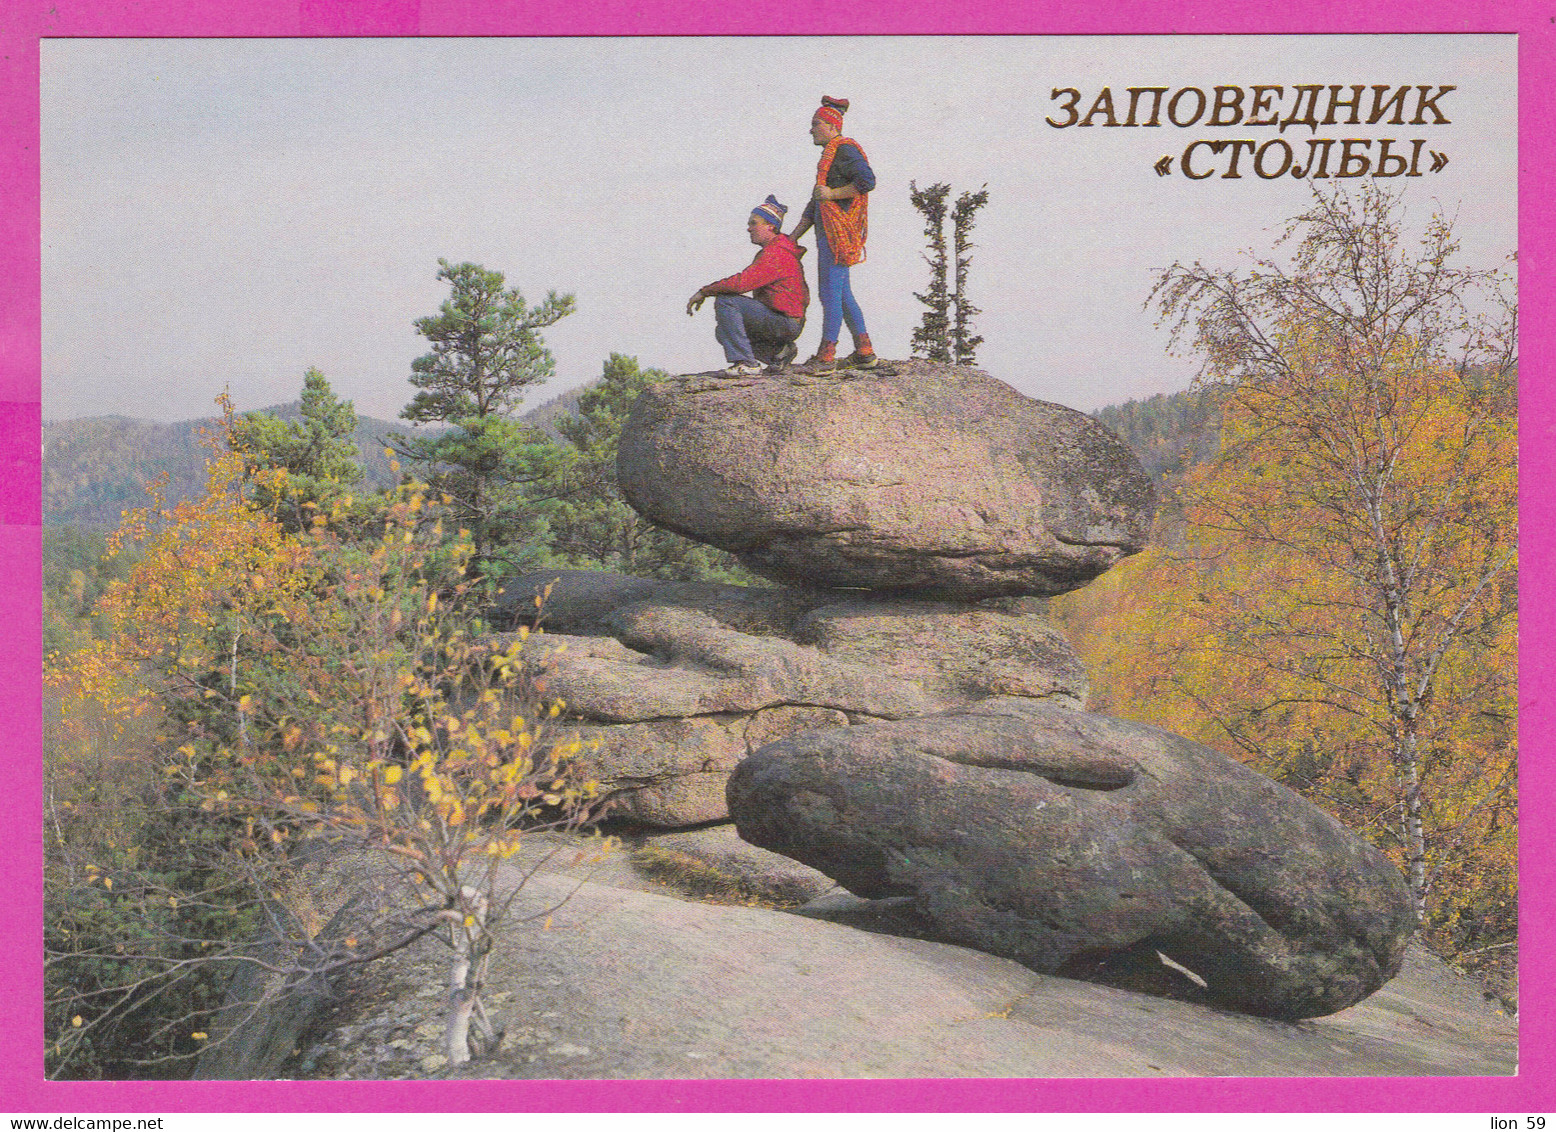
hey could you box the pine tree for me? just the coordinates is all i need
[391,259,576,576]
[229,367,363,532]
[908,181,952,362]
[951,187,989,365]
[910,182,988,365]
[542,354,754,582]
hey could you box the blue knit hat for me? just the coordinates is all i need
[751,194,787,230]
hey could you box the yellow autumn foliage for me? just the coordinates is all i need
[1055,355,1516,950]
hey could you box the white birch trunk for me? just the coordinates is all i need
[443,885,489,1065]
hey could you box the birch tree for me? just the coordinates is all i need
[1147,184,1517,925]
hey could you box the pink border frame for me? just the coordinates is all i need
[4,0,1547,1113]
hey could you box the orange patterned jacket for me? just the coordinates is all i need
[814,136,871,267]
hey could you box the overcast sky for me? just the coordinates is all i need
[41,34,1516,422]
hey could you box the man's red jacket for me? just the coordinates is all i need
[702,233,809,319]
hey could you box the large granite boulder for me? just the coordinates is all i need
[491,570,1086,825]
[616,363,1155,598]
[726,697,1417,1019]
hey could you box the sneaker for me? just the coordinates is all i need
[842,351,879,370]
[767,341,799,372]
[803,352,838,373]
[722,361,765,377]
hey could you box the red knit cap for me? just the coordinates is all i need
[813,95,849,130]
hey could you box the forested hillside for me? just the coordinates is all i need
[520,383,589,440]
[1092,388,1220,485]
[43,416,213,530]
[43,406,429,528]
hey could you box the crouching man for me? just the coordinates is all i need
[687,195,808,377]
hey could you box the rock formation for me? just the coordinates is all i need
[616,362,1156,598]
[194,838,1512,1080]
[484,361,1415,1021]
[496,569,1085,825]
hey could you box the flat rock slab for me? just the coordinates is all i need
[616,362,1155,598]
[493,568,825,637]
[498,570,1087,712]
[292,862,1514,1079]
[727,697,1418,1020]
[504,615,933,724]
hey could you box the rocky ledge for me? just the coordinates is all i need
[261,836,1513,1080]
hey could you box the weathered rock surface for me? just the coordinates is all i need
[616,363,1156,598]
[499,570,1089,713]
[565,708,851,826]
[792,597,1086,706]
[489,570,1085,825]
[284,847,1513,1079]
[493,567,819,637]
[507,627,921,726]
[500,620,922,826]
[727,697,1418,1020]
[635,823,838,906]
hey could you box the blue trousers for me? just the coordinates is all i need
[816,222,868,345]
[714,295,803,364]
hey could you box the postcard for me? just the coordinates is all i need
[11,3,1548,1120]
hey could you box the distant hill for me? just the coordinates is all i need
[520,384,589,441]
[1091,388,1220,486]
[41,384,596,530]
[43,416,213,530]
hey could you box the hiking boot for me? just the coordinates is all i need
[722,361,765,377]
[804,341,838,372]
[767,341,799,373]
[844,333,879,370]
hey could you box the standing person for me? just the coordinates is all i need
[687,195,809,377]
[789,95,878,372]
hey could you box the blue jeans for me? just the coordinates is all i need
[816,222,868,345]
[714,295,803,364]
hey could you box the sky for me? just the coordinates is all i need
[41,34,1517,423]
